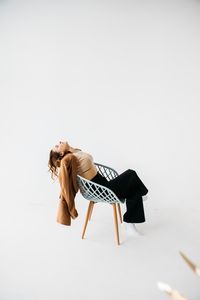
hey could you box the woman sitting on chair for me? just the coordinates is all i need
[48,140,148,236]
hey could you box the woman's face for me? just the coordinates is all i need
[53,141,70,154]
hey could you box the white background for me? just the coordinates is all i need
[0,0,200,299]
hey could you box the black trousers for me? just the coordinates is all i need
[90,169,148,223]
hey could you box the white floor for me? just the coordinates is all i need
[1,195,200,300]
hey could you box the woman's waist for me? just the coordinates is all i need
[90,171,108,185]
[79,166,97,180]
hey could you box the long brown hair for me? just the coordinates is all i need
[48,149,72,180]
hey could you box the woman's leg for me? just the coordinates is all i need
[123,192,145,223]
[91,169,148,223]
[106,169,148,199]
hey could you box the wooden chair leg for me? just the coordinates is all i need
[117,203,122,223]
[82,201,93,239]
[112,203,120,245]
[89,201,94,220]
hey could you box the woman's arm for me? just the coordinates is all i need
[59,154,79,218]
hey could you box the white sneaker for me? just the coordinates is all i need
[142,195,148,201]
[123,222,143,236]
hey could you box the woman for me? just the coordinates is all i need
[48,140,148,236]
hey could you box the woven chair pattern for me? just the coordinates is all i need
[77,163,125,204]
[94,163,119,180]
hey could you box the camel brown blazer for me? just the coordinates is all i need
[56,153,79,226]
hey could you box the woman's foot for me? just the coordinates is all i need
[142,195,148,201]
[122,222,143,236]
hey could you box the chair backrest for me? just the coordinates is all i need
[77,163,125,204]
[94,163,119,180]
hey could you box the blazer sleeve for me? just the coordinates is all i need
[58,154,79,220]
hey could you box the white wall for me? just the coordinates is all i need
[1,1,200,300]
[0,0,200,212]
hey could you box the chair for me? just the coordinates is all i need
[77,163,126,245]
